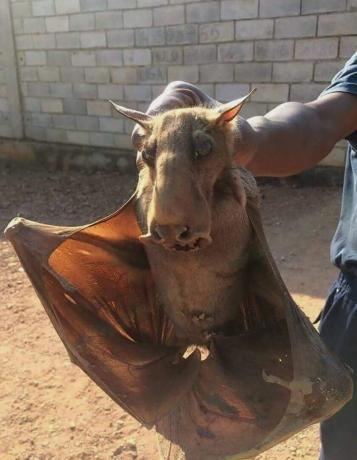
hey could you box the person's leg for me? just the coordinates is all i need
[319,273,357,460]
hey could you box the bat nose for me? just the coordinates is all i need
[154,224,190,243]
[153,224,211,249]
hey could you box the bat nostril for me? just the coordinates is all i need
[177,226,190,242]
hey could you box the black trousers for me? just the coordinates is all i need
[319,272,357,460]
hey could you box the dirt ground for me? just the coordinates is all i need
[0,168,342,460]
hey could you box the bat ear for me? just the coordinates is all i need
[109,100,152,130]
[215,88,256,125]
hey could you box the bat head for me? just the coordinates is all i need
[110,91,254,252]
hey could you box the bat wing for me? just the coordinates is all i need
[5,196,200,427]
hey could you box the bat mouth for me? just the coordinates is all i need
[169,237,209,252]
[140,234,212,252]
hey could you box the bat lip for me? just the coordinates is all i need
[139,233,212,253]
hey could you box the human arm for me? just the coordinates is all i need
[238,91,357,177]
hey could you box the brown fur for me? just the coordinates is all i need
[128,105,259,344]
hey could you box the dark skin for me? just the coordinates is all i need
[241,91,357,176]
[133,82,357,177]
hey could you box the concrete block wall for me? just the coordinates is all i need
[2,0,357,167]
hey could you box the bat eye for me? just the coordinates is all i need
[141,148,156,165]
[193,139,212,159]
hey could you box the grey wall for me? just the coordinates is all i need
[1,0,357,166]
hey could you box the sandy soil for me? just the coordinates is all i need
[0,168,342,460]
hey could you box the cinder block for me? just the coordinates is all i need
[99,117,124,133]
[187,2,219,23]
[63,98,87,114]
[221,0,258,20]
[295,38,338,60]
[138,0,167,6]
[135,28,165,47]
[199,21,234,43]
[56,32,80,49]
[25,51,47,66]
[89,132,115,148]
[26,126,47,140]
[11,1,32,18]
[123,49,151,66]
[108,0,137,8]
[32,0,55,16]
[67,130,90,145]
[16,35,34,50]
[302,0,345,14]
[114,134,132,150]
[76,115,99,131]
[215,83,250,102]
[33,34,56,49]
[199,63,234,82]
[24,97,41,112]
[124,85,152,101]
[46,16,69,32]
[154,5,185,26]
[145,85,164,99]
[46,128,68,143]
[48,50,71,66]
[85,67,110,83]
[87,100,111,116]
[235,19,273,40]
[21,82,29,97]
[168,65,199,83]
[111,67,138,84]
[184,45,216,64]
[73,83,97,99]
[340,36,357,58]
[71,51,96,66]
[61,67,85,83]
[108,30,135,48]
[49,82,72,97]
[275,16,317,38]
[260,0,300,18]
[123,9,152,28]
[52,114,75,129]
[69,13,95,31]
[218,42,253,62]
[314,61,345,82]
[80,0,107,12]
[28,82,50,97]
[290,83,327,102]
[97,50,123,66]
[98,84,124,100]
[55,0,80,14]
[255,40,294,61]
[31,112,53,127]
[13,18,24,34]
[41,98,63,113]
[80,31,106,48]
[23,17,46,33]
[95,11,123,29]
[137,67,167,83]
[0,98,9,112]
[152,47,183,64]
[38,67,60,82]
[20,67,38,82]
[166,24,197,45]
[251,83,289,102]
[318,12,357,36]
[273,62,313,82]
[240,102,268,118]
[235,63,272,82]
